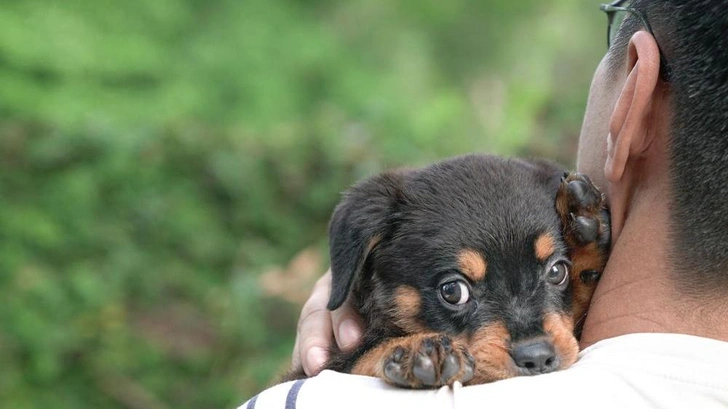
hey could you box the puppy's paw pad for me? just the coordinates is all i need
[383,335,474,388]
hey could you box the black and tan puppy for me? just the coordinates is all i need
[290,154,610,388]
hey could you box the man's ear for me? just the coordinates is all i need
[326,172,404,310]
[605,31,662,183]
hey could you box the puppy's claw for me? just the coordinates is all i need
[383,361,408,385]
[460,353,475,383]
[413,354,436,386]
[421,338,435,354]
[441,354,460,383]
[572,215,599,244]
[566,179,600,209]
[391,346,406,362]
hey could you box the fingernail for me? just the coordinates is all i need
[338,318,362,350]
[306,347,328,374]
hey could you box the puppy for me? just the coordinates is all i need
[290,154,609,388]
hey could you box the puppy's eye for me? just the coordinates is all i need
[440,280,470,305]
[546,261,570,286]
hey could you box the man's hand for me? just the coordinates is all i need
[292,270,365,376]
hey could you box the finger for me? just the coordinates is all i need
[331,297,364,351]
[295,271,334,376]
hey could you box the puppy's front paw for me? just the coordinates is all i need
[555,172,611,326]
[382,334,474,388]
[557,172,610,250]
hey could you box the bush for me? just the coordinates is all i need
[0,1,603,407]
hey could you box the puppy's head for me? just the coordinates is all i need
[328,154,584,383]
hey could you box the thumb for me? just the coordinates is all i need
[331,296,364,351]
[293,272,334,376]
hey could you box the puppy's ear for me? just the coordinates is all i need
[515,158,567,192]
[327,172,404,310]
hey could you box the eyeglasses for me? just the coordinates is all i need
[600,0,671,81]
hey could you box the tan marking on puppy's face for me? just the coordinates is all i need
[543,313,579,369]
[459,321,515,383]
[457,249,487,281]
[534,234,556,261]
[393,286,425,333]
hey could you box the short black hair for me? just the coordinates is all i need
[608,0,728,295]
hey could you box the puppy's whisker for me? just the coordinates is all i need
[575,311,589,327]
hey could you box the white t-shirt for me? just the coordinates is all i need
[240,333,728,409]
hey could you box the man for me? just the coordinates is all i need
[244,1,728,407]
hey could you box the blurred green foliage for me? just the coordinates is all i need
[0,1,604,408]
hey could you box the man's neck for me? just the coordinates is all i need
[579,187,728,348]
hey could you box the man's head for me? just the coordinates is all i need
[577,0,728,296]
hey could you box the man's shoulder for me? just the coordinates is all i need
[241,333,728,409]
[240,368,609,409]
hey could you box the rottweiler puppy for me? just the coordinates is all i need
[289,154,610,388]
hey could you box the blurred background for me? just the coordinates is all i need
[0,1,606,408]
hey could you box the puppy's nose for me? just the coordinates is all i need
[510,339,559,375]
